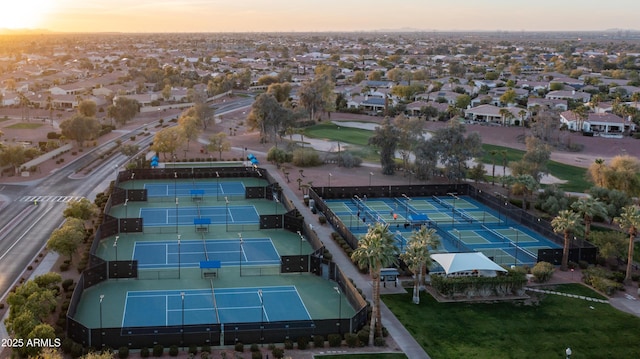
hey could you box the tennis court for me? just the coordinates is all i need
[140,205,259,226]
[122,285,311,328]
[132,238,281,269]
[145,182,245,198]
[326,195,561,266]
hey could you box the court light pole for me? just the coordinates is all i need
[131,172,135,190]
[174,171,178,203]
[333,287,342,335]
[238,233,243,277]
[369,172,374,186]
[447,193,458,228]
[177,234,181,279]
[175,197,179,234]
[124,198,128,219]
[510,227,519,267]
[453,229,461,250]
[402,194,411,222]
[225,197,229,232]
[215,171,220,200]
[99,294,104,349]
[181,292,185,351]
[258,289,264,347]
[113,236,119,261]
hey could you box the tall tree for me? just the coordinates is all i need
[499,88,517,106]
[489,149,498,185]
[77,99,97,118]
[400,226,440,304]
[351,222,398,346]
[46,218,86,262]
[570,197,608,241]
[588,158,607,187]
[499,108,514,126]
[369,117,400,175]
[503,174,538,210]
[0,144,27,174]
[107,97,139,126]
[551,210,582,271]
[420,120,483,183]
[63,198,99,221]
[178,114,202,150]
[614,205,640,284]
[393,114,423,173]
[246,93,294,144]
[151,126,185,160]
[298,75,335,121]
[207,132,231,160]
[59,115,101,147]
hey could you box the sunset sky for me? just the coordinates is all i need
[2,0,639,33]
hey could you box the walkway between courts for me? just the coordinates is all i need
[263,164,431,359]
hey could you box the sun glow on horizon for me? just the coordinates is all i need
[0,0,54,29]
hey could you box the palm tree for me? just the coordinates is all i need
[632,92,640,111]
[400,226,440,304]
[499,108,512,126]
[589,158,607,187]
[551,210,582,271]
[614,205,640,284]
[570,197,608,242]
[490,150,498,186]
[500,150,508,187]
[572,105,588,132]
[351,222,399,346]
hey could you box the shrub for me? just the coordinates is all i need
[328,333,342,347]
[251,352,262,359]
[141,347,150,358]
[297,336,309,350]
[70,343,84,358]
[152,344,164,357]
[188,345,198,355]
[292,148,322,167]
[268,343,276,350]
[59,263,70,272]
[531,261,555,283]
[250,343,260,352]
[199,352,209,359]
[27,265,33,270]
[345,333,359,348]
[271,347,284,359]
[313,335,325,348]
[168,345,178,357]
[342,152,363,168]
[284,340,294,349]
[61,338,74,353]
[118,346,129,359]
[356,328,369,345]
[62,278,75,292]
[318,215,327,224]
[200,345,210,353]
[234,342,244,352]
[374,337,386,347]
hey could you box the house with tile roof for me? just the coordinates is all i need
[560,110,636,136]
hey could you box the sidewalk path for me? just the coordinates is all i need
[263,164,431,359]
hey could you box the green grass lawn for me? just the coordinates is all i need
[383,284,640,358]
[303,122,373,147]
[481,144,590,193]
[6,122,44,129]
[303,124,591,192]
[314,354,408,359]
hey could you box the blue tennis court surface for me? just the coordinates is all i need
[122,286,311,327]
[326,195,561,266]
[145,182,245,197]
[132,238,281,268]
[140,205,259,226]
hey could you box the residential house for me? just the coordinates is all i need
[526,97,568,112]
[559,111,636,136]
[465,104,526,125]
[545,90,591,103]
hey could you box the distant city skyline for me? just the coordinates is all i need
[2,0,640,33]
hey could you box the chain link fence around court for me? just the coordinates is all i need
[67,166,369,349]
